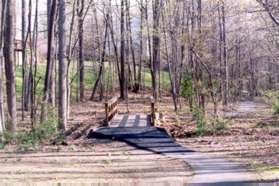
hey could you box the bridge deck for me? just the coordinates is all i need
[109,113,151,128]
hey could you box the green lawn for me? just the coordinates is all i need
[15,62,171,100]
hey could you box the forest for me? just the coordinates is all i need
[0,0,278,184]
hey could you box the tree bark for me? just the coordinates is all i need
[151,0,161,101]
[77,0,85,102]
[58,0,67,131]
[0,0,5,133]
[125,0,138,92]
[107,6,120,86]
[66,0,76,119]
[138,0,144,91]
[120,0,126,99]
[220,1,228,106]
[3,0,17,132]
[41,0,57,121]
[21,0,28,120]
[90,14,109,101]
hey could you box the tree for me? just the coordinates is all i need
[58,0,67,130]
[119,0,126,99]
[125,0,138,92]
[77,0,85,102]
[3,0,17,132]
[41,0,56,121]
[0,0,5,133]
[90,12,109,101]
[256,0,279,26]
[218,0,228,106]
[151,0,161,101]
[21,0,28,120]
[138,0,144,91]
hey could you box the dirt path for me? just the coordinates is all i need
[224,101,269,118]
[0,140,192,184]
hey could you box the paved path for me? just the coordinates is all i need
[88,126,260,184]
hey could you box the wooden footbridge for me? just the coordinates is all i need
[89,98,261,184]
[104,96,157,128]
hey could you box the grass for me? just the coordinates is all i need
[253,164,279,174]
[15,62,171,100]
[0,106,58,151]
[273,99,279,115]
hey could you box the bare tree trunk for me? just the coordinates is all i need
[235,37,242,98]
[125,0,138,92]
[161,4,178,111]
[0,55,4,133]
[23,0,33,116]
[66,0,76,119]
[21,0,28,120]
[3,0,17,132]
[138,0,144,91]
[145,0,152,93]
[41,0,57,121]
[29,0,39,127]
[220,1,228,106]
[26,0,35,128]
[90,14,109,101]
[248,47,257,99]
[58,0,67,131]
[163,23,178,111]
[47,0,52,24]
[77,0,85,102]
[0,0,5,133]
[107,6,120,85]
[151,0,161,101]
[197,0,205,111]
[120,0,126,99]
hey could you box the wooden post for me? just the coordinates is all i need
[104,96,118,126]
[105,102,109,126]
[150,96,156,126]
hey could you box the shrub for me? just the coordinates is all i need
[0,112,58,151]
[0,142,4,149]
[181,74,194,99]
[273,99,279,116]
[212,117,229,132]
[192,106,206,135]
[0,135,4,149]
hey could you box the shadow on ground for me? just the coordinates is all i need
[88,126,279,185]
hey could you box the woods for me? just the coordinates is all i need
[0,0,277,135]
[3,0,17,132]
[0,0,278,184]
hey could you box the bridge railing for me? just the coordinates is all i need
[104,96,158,127]
[150,96,158,126]
[104,96,118,126]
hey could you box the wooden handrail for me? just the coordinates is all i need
[105,96,119,126]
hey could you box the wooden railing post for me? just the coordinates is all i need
[150,96,156,126]
[105,102,109,126]
[104,96,118,126]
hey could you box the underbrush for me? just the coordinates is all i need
[192,106,206,135]
[252,164,279,174]
[211,117,229,132]
[180,75,229,136]
[263,90,279,115]
[0,111,58,151]
[273,99,279,116]
[262,90,278,100]
[191,105,229,136]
